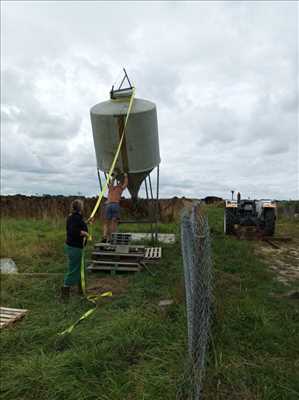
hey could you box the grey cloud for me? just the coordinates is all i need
[197,106,240,144]
[1,1,298,199]
[28,114,81,140]
[263,141,290,156]
[132,66,182,108]
[280,91,299,114]
[2,67,82,139]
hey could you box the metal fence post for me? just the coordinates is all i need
[180,203,213,399]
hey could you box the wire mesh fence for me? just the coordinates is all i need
[179,202,213,399]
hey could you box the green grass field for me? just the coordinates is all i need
[1,207,299,399]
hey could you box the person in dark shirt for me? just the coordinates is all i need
[61,199,89,300]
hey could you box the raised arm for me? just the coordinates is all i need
[121,173,128,190]
[107,175,114,189]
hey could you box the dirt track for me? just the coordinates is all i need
[256,240,299,285]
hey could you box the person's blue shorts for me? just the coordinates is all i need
[105,203,120,220]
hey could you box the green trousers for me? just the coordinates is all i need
[64,244,83,286]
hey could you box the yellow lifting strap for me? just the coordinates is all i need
[58,291,112,336]
[58,89,135,336]
[81,87,135,297]
[87,87,136,222]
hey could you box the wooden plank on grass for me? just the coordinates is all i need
[0,307,28,329]
[1,306,28,313]
[0,314,13,320]
[1,309,18,315]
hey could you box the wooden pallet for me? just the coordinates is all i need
[92,251,144,258]
[110,233,132,245]
[145,247,162,260]
[88,244,162,273]
[93,245,145,256]
[0,307,28,329]
[94,243,145,251]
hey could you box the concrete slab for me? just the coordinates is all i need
[124,233,176,244]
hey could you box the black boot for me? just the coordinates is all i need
[60,286,70,301]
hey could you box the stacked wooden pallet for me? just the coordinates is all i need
[88,242,162,273]
[0,307,28,329]
[110,233,132,245]
[145,247,162,260]
[88,242,146,272]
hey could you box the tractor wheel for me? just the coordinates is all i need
[224,208,235,234]
[264,209,276,236]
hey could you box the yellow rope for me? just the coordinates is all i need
[87,88,135,221]
[59,89,135,336]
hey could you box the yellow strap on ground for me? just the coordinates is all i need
[58,291,112,336]
[87,88,135,222]
[80,246,112,301]
[87,290,112,304]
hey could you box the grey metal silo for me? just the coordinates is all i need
[90,96,161,200]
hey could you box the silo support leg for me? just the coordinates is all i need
[145,177,154,243]
[155,165,160,243]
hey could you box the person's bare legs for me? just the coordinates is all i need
[111,218,118,238]
[107,220,113,241]
[103,219,109,241]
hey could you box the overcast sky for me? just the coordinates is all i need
[1,1,298,199]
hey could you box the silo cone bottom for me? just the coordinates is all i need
[127,171,152,201]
